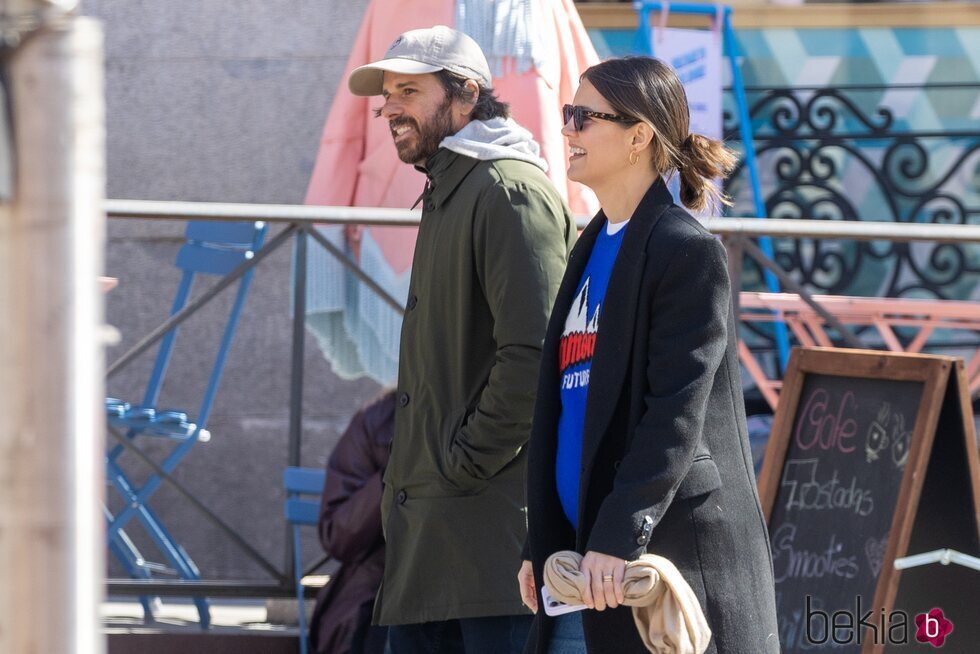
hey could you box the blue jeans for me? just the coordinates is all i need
[385,614,533,654]
[547,612,587,654]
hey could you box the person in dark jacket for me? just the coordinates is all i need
[310,391,396,654]
[518,57,780,653]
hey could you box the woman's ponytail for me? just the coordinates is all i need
[677,133,737,213]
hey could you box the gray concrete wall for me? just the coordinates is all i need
[83,0,380,582]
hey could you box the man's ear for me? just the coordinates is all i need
[458,79,480,118]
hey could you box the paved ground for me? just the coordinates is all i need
[104,599,301,654]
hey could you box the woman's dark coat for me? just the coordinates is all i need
[310,392,395,654]
[523,180,780,654]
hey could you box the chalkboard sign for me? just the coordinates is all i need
[757,347,980,654]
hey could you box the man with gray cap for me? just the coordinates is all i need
[347,24,575,654]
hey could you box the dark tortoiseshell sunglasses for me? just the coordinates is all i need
[562,104,639,131]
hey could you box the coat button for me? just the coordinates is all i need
[424,201,434,211]
[397,490,407,504]
[398,392,410,407]
[637,515,654,544]
[407,294,418,311]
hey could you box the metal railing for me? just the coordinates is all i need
[107,198,980,240]
[104,199,980,601]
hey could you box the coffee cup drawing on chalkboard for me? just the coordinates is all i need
[865,403,911,469]
[865,404,891,463]
[890,413,911,469]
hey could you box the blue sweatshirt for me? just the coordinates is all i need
[555,219,628,529]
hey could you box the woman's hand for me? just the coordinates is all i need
[580,551,626,611]
[518,560,538,614]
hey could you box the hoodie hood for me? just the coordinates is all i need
[439,117,548,172]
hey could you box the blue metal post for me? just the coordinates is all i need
[286,227,309,595]
[721,10,790,371]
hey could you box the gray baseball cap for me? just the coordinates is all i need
[348,25,492,97]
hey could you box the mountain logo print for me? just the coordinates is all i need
[559,277,600,374]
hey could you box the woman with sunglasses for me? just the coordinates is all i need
[517,57,779,654]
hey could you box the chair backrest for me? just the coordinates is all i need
[141,220,267,426]
[284,466,327,526]
[284,466,327,654]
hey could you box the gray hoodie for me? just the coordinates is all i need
[440,117,549,173]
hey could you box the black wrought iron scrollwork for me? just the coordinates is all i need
[724,84,980,354]
[805,89,894,136]
[728,86,895,139]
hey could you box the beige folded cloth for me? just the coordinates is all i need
[543,550,711,654]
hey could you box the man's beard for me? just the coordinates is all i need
[391,98,455,164]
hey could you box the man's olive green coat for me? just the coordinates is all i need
[374,148,575,625]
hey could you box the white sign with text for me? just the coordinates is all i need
[648,27,723,141]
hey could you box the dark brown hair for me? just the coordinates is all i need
[435,70,510,121]
[582,57,737,213]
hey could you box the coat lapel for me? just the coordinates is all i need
[527,211,604,559]
[577,179,675,504]
[546,214,604,357]
[530,212,603,483]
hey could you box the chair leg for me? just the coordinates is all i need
[294,525,308,654]
[106,460,194,575]
[106,452,204,583]
[105,483,164,622]
[177,542,211,629]
[106,526,158,622]
[106,461,212,628]
[106,434,201,539]
[132,501,212,629]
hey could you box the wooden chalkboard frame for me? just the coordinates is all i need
[758,347,962,653]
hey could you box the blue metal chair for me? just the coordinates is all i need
[284,466,328,654]
[105,220,267,627]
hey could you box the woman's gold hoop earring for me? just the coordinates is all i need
[629,151,639,166]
